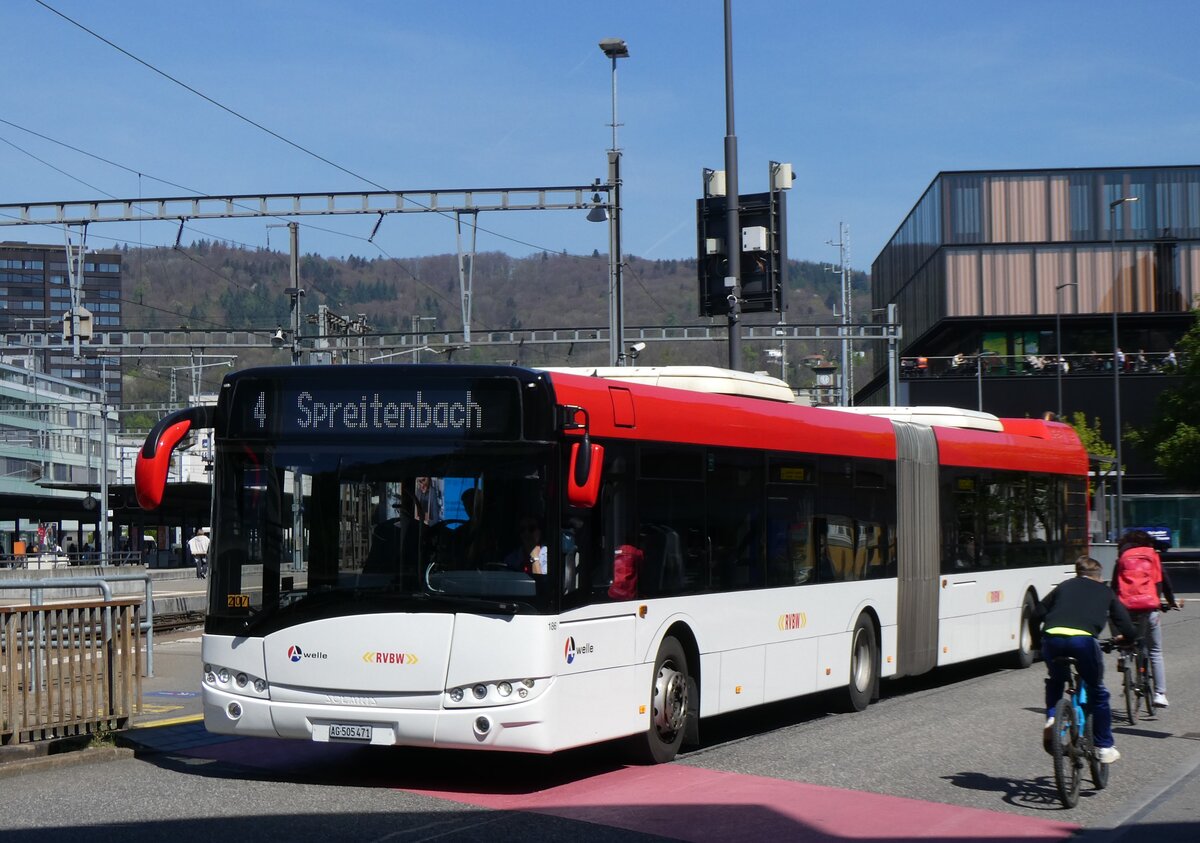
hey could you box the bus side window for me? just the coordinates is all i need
[591,443,632,602]
[766,492,814,586]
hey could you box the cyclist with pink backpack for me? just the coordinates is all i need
[1112,530,1182,707]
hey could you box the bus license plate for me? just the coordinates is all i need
[328,723,372,741]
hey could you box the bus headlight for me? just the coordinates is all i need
[204,663,269,699]
[444,677,547,707]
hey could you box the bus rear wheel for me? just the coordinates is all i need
[628,636,690,764]
[847,614,878,712]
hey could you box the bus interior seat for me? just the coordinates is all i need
[640,524,684,595]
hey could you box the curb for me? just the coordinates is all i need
[0,744,134,778]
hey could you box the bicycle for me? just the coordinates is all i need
[1117,618,1154,724]
[1047,641,1115,809]
[1119,601,1183,723]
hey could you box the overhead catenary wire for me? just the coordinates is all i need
[30,2,612,265]
[0,122,459,312]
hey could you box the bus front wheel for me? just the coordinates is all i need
[847,615,878,712]
[628,636,690,764]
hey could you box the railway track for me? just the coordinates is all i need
[152,611,204,633]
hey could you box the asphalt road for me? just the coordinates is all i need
[1,574,1198,841]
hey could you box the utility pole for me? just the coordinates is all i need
[827,222,852,405]
[456,211,478,345]
[100,397,111,563]
[288,222,304,365]
[722,0,742,371]
[288,221,304,571]
[64,224,86,360]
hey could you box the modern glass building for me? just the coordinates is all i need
[0,357,113,559]
[863,167,1199,545]
[0,241,123,404]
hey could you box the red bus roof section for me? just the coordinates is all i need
[545,370,1087,476]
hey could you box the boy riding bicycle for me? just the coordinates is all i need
[1038,556,1137,763]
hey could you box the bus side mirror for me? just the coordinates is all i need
[568,441,604,508]
[135,406,216,510]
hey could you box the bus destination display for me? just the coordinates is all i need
[229,380,520,439]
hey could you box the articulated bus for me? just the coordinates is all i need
[136,364,1088,762]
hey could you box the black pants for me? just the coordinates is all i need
[195,555,208,577]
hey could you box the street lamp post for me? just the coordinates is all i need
[976,348,983,411]
[599,38,629,366]
[1109,195,1138,538]
[777,326,787,379]
[1055,281,1078,419]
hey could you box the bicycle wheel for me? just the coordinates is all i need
[1085,713,1109,790]
[1051,698,1081,808]
[1141,656,1156,717]
[1122,663,1137,725]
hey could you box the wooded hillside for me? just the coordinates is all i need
[116,241,871,406]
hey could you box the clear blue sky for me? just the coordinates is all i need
[3,1,1199,271]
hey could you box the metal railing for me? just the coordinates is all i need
[899,350,1184,379]
[1,597,143,745]
[0,550,144,569]
[0,573,159,675]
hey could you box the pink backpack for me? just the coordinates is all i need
[1117,550,1160,611]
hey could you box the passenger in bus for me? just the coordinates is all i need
[813,518,836,582]
[414,476,443,525]
[952,532,977,570]
[609,542,643,600]
[504,516,547,574]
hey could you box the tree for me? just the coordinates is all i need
[1066,411,1116,496]
[1126,308,1200,488]
[1067,411,1115,462]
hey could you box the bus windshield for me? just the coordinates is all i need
[208,441,559,634]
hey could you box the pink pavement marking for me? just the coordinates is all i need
[406,764,1081,841]
[182,738,1079,841]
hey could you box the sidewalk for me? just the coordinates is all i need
[1079,752,1200,842]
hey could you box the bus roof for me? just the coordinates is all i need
[822,405,1005,432]
[537,365,799,403]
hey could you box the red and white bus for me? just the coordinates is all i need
[136,363,1088,762]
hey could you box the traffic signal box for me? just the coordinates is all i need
[696,190,787,317]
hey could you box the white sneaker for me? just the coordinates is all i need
[1154,693,1169,707]
[1096,746,1121,764]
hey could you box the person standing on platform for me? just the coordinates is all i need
[188,527,211,579]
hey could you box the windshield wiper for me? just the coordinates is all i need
[238,589,349,634]
[414,592,531,615]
